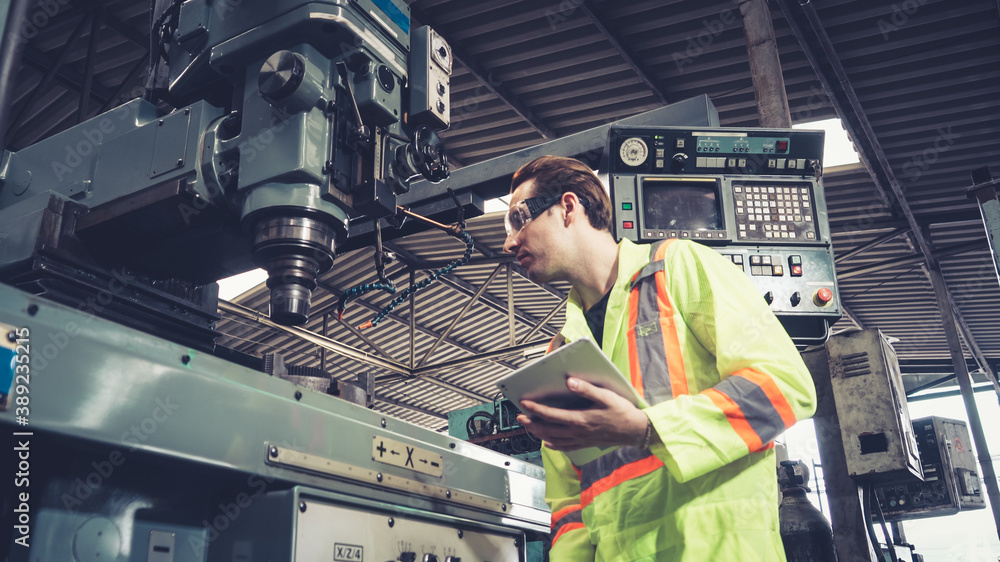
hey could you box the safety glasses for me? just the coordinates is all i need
[504,194,589,237]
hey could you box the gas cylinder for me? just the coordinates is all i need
[778,460,838,562]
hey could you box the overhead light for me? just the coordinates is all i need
[217,268,268,300]
[794,118,860,168]
[523,345,548,359]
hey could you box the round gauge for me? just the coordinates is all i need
[430,33,452,73]
[619,137,648,167]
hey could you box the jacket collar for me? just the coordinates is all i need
[562,239,654,353]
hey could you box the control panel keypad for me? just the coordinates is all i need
[734,183,817,242]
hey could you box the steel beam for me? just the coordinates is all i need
[384,241,563,336]
[19,44,114,106]
[519,296,568,344]
[96,50,148,114]
[409,268,416,369]
[411,340,551,378]
[219,299,492,405]
[780,0,1000,542]
[906,383,997,403]
[5,14,90,143]
[372,392,448,420]
[836,240,989,280]
[838,302,866,330]
[834,227,910,264]
[926,265,1000,541]
[400,94,718,204]
[337,312,402,365]
[417,263,504,368]
[968,168,1000,289]
[829,209,982,235]
[0,0,29,148]
[738,0,791,128]
[775,0,897,211]
[220,299,411,376]
[79,8,101,123]
[310,276,522,373]
[578,0,670,106]
[942,280,1000,399]
[98,7,147,47]
[321,313,328,374]
[309,281,517,371]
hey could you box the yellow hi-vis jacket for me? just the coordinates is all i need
[545,238,817,561]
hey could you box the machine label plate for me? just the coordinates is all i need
[334,543,364,561]
[266,444,506,513]
[372,435,443,477]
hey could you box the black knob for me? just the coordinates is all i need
[790,292,801,307]
[259,51,305,100]
[807,159,822,178]
[764,291,774,305]
[398,553,417,562]
[422,555,439,562]
[671,153,688,172]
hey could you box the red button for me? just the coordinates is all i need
[814,287,833,305]
[776,140,788,152]
[791,265,802,276]
[623,221,634,229]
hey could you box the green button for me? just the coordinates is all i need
[622,202,633,210]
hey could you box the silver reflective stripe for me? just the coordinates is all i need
[551,508,583,537]
[579,446,656,490]
[635,276,673,404]
[630,241,675,405]
[715,374,787,445]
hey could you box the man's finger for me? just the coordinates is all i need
[566,376,623,407]
[520,399,577,424]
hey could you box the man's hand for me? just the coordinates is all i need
[516,377,650,451]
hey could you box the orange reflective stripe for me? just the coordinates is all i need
[551,504,581,527]
[580,455,664,507]
[653,267,688,397]
[653,239,677,260]
[734,368,797,428]
[626,287,644,395]
[546,334,564,353]
[552,522,586,546]
[704,388,763,452]
[652,240,688,397]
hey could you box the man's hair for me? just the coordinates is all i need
[510,155,612,233]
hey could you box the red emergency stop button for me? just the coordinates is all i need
[814,287,834,306]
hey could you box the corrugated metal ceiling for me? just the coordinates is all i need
[4,0,999,430]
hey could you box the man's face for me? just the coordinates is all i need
[502,181,566,284]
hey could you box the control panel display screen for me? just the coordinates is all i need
[641,178,722,233]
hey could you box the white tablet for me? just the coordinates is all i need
[496,339,647,465]
[496,338,646,411]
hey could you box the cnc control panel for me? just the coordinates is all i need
[609,126,838,343]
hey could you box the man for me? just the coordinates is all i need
[502,155,816,561]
